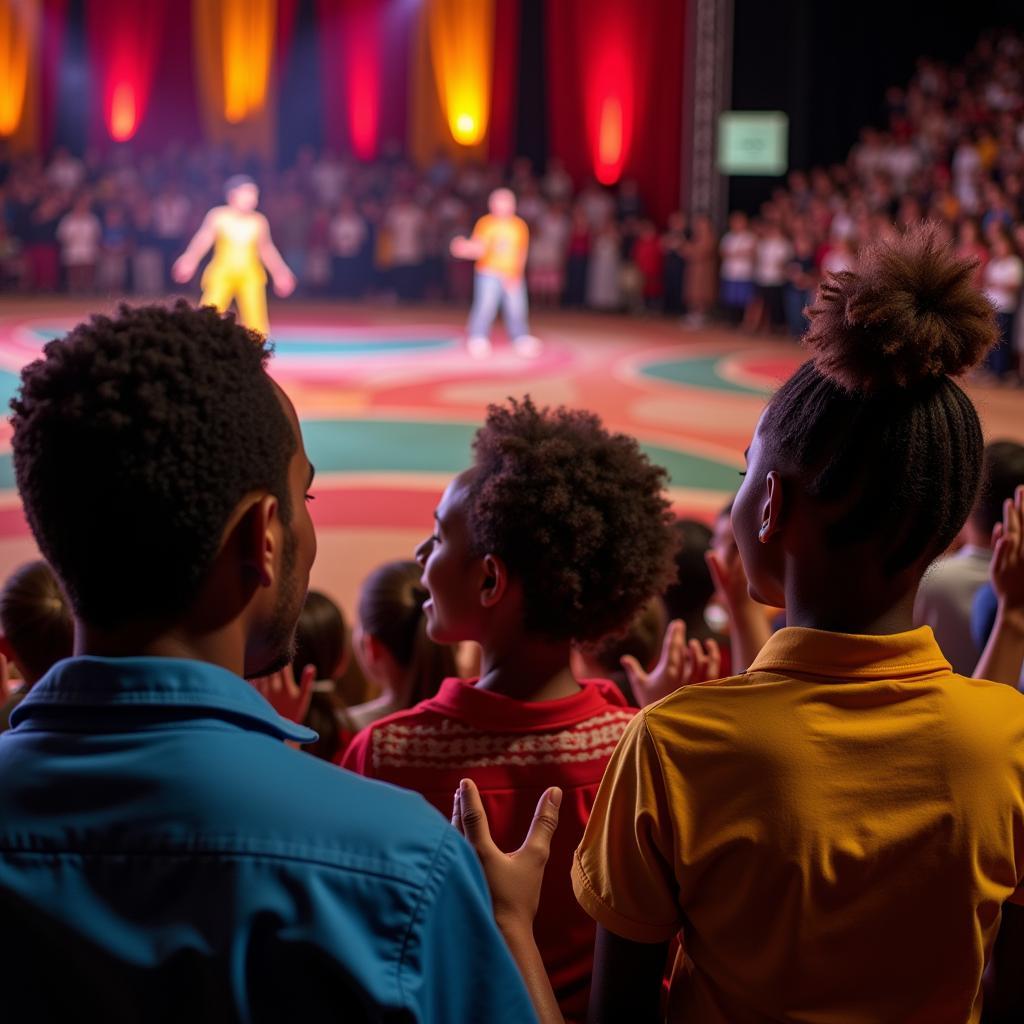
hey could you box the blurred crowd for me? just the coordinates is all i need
[3,30,1024,380]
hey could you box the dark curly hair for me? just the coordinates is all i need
[466,396,676,643]
[762,223,997,574]
[10,302,295,628]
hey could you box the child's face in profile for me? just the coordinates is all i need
[415,471,485,645]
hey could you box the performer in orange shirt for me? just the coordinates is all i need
[450,188,541,358]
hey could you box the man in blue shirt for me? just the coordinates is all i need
[0,302,537,1023]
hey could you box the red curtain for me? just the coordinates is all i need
[487,0,519,163]
[86,0,169,144]
[39,0,68,153]
[317,0,381,160]
[546,0,686,221]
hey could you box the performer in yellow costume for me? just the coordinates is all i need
[172,176,295,336]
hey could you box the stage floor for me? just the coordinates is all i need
[1,297,1022,616]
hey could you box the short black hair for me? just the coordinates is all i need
[224,174,257,197]
[467,396,676,643]
[11,302,296,628]
[761,224,997,574]
[662,519,715,627]
[0,560,73,682]
[973,441,1024,535]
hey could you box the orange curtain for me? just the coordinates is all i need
[191,0,278,158]
[0,0,40,151]
[409,0,495,165]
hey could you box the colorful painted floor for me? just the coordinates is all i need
[1,297,1023,615]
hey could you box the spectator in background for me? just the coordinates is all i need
[660,211,688,316]
[293,590,354,762]
[384,192,427,302]
[97,203,131,294]
[130,198,165,295]
[783,223,817,336]
[346,559,457,734]
[684,214,718,327]
[56,194,101,294]
[0,302,535,1023]
[915,440,1024,674]
[631,220,664,312]
[527,199,570,308]
[982,227,1022,379]
[0,560,74,732]
[586,219,622,311]
[752,218,793,333]
[718,210,757,326]
[563,206,590,307]
[151,182,192,286]
[23,191,62,293]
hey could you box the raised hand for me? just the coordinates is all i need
[452,777,561,932]
[250,663,315,724]
[621,619,722,707]
[991,485,1024,612]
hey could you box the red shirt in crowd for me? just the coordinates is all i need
[342,677,636,1023]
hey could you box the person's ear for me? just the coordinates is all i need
[0,636,13,661]
[240,494,280,588]
[759,471,786,544]
[480,554,508,608]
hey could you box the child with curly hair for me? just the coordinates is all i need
[343,397,680,1021]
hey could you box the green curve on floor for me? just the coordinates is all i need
[0,417,742,497]
[300,419,742,492]
[639,355,767,396]
[28,328,457,359]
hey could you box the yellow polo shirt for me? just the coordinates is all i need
[573,627,1024,1024]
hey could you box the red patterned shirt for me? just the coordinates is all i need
[342,678,636,1023]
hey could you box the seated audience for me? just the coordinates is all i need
[915,440,1024,673]
[344,397,679,1021]
[0,560,74,732]
[347,558,457,733]
[465,227,1024,1023]
[293,589,354,761]
[0,303,535,1022]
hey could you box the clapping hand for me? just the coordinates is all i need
[621,619,722,707]
[452,778,562,933]
[250,663,315,724]
[992,485,1024,613]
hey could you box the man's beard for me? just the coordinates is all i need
[248,527,302,678]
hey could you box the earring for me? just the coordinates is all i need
[758,523,770,542]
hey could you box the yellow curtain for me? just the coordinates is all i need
[0,0,39,150]
[192,0,277,158]
[408,0,494,166]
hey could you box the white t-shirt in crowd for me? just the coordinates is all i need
[984,256,1024,313]
[754,235,794,286]
[719,230,756,282]
[56,212,102,265]
[329,213,367,258]
[385,205,426,265]
[311,159,347,206]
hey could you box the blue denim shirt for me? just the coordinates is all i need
[0,656,537,1023]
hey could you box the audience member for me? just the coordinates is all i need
[347,558,456,733]
[915,440,1024,673]
[0,303,536,1022]
[0,560,73,732]
[344,396,678,1021]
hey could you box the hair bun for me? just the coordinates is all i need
[803,222,998,393]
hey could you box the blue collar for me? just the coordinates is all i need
[9,655,317,743]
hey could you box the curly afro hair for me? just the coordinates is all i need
[762,223,997,574]
[10,302,295,628]
[466,396,676,643]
